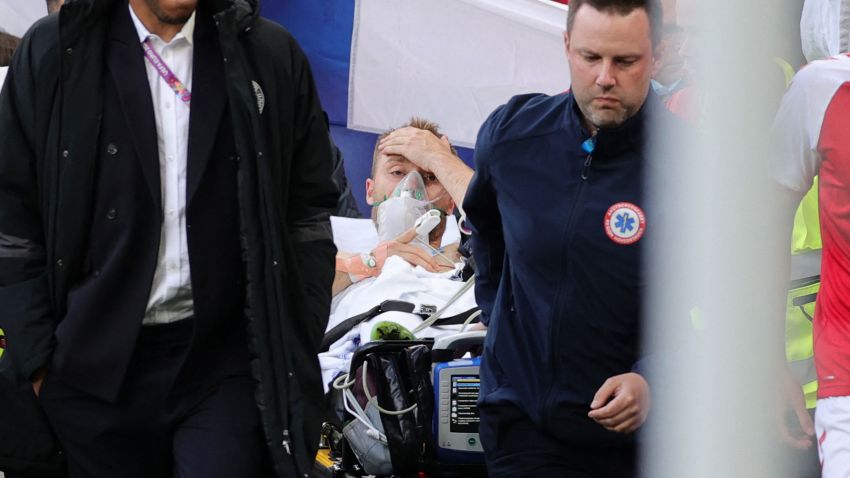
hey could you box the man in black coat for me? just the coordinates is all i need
[0,0,339,476]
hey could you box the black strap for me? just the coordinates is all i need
[792,292,818,308]
[320,301,480,353]
[428,308,480,326]
[321,301,415,352]
[789,275,820,290]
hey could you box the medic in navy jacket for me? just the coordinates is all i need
[465,3,678,474]
[465,87,668,457]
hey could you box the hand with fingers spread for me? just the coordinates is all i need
[780,365,815,449]
[587,372,650,434]
[380,226,454,273]
[377,127,473,209]
[378,126,454,172]
[334,225,452,295]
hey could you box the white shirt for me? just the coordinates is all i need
[0,66,8,90]
[129,5,196,325]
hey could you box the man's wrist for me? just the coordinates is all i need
[336,251,382,282]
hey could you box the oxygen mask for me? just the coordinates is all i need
[375,171,436,244]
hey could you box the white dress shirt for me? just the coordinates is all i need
[129,5,196,325]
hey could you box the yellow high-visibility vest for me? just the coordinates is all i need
[786,179,821,409]
[775,54,821,408]
[792,177,821,254]
[786,278,818,409]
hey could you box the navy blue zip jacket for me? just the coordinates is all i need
[465,90,666,448]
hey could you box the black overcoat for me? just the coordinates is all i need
[0,0,339,475]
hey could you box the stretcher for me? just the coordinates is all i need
[313,331,488,478]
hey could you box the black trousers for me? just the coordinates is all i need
[479,404,637,478]
[38,320,272,478]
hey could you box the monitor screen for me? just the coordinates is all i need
[449,375,480,433]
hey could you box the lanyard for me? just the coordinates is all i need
[141,38,192,105]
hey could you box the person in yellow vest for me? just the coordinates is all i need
[782,183,821,478]
[786,181,821,412]
[775,55,820,478]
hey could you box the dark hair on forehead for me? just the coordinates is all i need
[566,0,663,47]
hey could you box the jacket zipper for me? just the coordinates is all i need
[581,153,593,180]
[542,151,593,419]
[559,153,592,313]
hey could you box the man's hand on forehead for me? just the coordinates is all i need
[375,127,463,215]
[378,126,453,172]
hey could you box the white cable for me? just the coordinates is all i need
[459,309,483,332]
[414,236,457,269]
[332,371,356,391]
[335,370,388,443]
[343,388,388,443]
[361,360,418,416]
[412,276,475,334]
[457,210,472,236]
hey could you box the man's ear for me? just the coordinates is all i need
[365,178,376,206]
[563,30,570,53]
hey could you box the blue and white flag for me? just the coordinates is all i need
[268,0,573,212]
[348,0,569,148]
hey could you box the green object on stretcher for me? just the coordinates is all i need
[371,321,416,341]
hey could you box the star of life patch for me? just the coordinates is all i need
[604,202,646,245]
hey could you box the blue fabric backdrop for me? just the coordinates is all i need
[261,0,475,216]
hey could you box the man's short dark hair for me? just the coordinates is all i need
[0,32,21,67]
[566,0,662,47]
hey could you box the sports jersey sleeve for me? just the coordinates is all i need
[771,60,841,193]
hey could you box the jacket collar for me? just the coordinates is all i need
[186,9,228,205]
[106,2,162,210]
[210,0,259,32]
[568,88,659,158]
[103,1,228,209]
[59,0,118,49]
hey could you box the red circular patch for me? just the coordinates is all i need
[604,202,646,245]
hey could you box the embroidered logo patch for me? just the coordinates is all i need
[252,80,265,115]
[604,202,646,245]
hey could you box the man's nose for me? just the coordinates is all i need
[596,62,616,88]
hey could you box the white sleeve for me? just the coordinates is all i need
[770,60,840,194]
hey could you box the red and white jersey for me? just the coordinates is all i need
[773,53,850,399]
